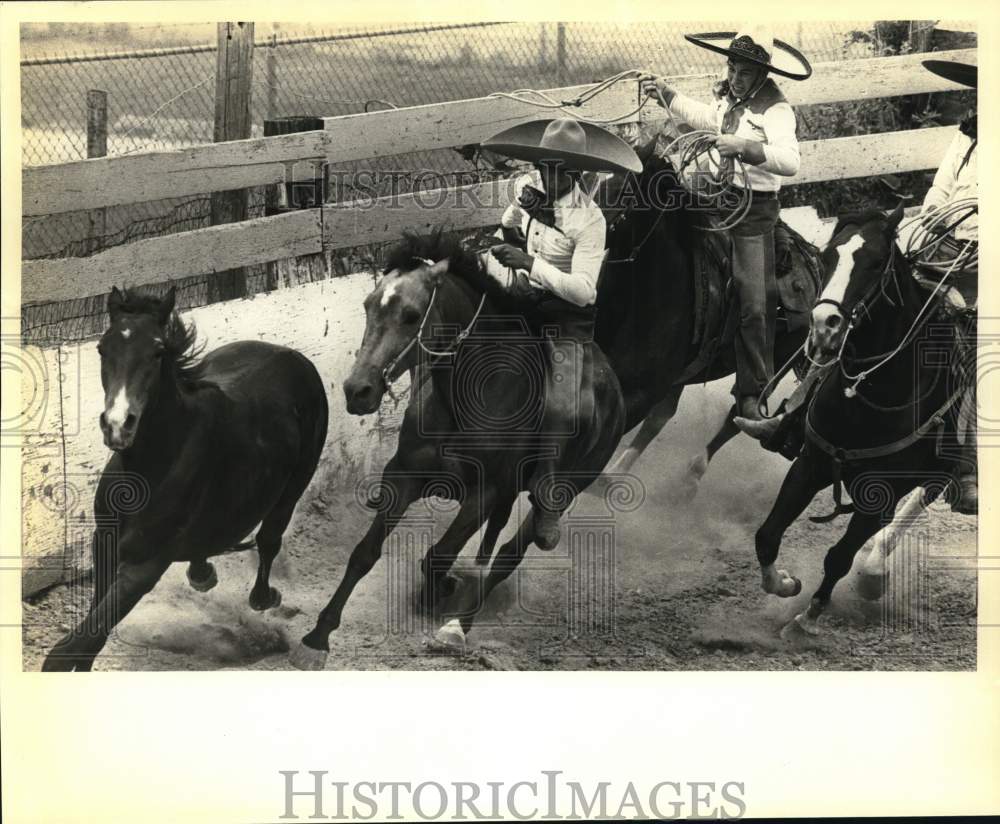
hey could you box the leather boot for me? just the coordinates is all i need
[735,413,784,442]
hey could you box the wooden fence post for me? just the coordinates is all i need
[266,33,278,121]
[208,21,254,303]
[86,89,107,255]
[556,22,567,86]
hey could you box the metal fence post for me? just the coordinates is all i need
[86,89,108,255]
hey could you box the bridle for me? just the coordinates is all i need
[379,258,487,402]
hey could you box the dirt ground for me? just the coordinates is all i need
[22,381,977,672]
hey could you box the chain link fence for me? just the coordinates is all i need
[20,20,975,341]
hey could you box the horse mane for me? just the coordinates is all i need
[830,208,887,242]
[383,229,483,280]
[383,228,527,311]
[113,287,209,388]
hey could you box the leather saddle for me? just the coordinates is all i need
[674,212,824,385]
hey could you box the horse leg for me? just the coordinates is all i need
[475,488,517,566]
[42,554,171,671]
[784,510,886,637]
[291,477,418,670]
[417,484,497,613]
[248,505,296,612]
[756,456,831,597]
[604,387,683,479]
[434,513,535,649]
[679,401,739,501]
[857,486,931,601]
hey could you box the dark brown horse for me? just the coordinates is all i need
[591,140,822,493]
[291,233,627,669]
[752,205,969,636]
[42,287,328,671]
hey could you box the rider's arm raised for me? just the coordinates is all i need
[526,212,605,308]
[665,92,719,132]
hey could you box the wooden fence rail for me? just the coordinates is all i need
[22,48,975,218]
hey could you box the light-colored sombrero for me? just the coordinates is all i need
[922,60,977,88]
[482,118,643,174]
[684,24,812,81]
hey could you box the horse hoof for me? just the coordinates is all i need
[857,572,888,602]
[289,640,328,671]
[764,569,802,598]
[781,612,820,640]
[250,586,282,612]
[431,619,467,652]
[187,562,218,592]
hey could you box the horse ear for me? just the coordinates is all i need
[107,286,124,318]
[157,286,176,325]
[885,201,906,235]
[426,258,449,286]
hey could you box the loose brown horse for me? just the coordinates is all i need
[42,287,328,671]
[291,233,627,669]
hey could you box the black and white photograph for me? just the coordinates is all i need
[10,14,985,674]
[3,3,999,821]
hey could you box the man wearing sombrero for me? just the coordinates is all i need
[478,117,641,549]
[920,58,978,513]
[734,58,979,515]
[641,25,812,423]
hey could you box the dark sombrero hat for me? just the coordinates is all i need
[684,24,812,81]
[482,118,643,174]
[922,59,977,88]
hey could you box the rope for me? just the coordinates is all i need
[487,69,654,124]
[114,74,214,153]
[898,197,978,272]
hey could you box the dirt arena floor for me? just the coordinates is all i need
[22,380,977,672]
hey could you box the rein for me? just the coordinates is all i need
[801,224,971,521]
[380,258,487,401]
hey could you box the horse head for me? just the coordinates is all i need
[344,257,449,415]
[810,202,905,360]
[99,285,179,451]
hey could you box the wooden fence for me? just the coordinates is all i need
[17,47,976,595]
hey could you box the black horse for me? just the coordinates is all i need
[752,205,970,636]
[291,233,628,668]
[592,139,822,490]
[42,287,328,670]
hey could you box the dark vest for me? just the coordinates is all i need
[721,78,789,134]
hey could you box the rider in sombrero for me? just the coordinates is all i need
[477,117,641,549]
[734,58,979,515]
[641,25,812,423]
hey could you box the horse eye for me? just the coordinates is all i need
[401,307,421,325]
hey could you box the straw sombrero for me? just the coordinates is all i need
[922,60,977,89]
[482,118,643,174]
[684,24,812,81]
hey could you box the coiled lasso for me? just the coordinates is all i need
[898,197,978,274]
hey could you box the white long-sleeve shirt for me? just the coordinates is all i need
[921,126,978,242]
[484,170,606,307]
[665,78,800,192]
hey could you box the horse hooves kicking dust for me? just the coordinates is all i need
[761,566,802,598]
[249,586,282,612]
[430,619,468,652]
[289,641,328,671]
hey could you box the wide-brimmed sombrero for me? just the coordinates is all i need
[684,24,812,81]
[922,59,977,88]
[482,118,643,174]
